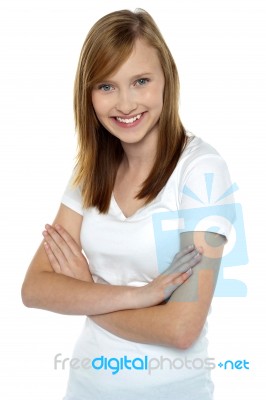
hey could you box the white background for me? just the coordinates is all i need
[0,0,265,398]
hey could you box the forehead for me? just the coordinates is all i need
[106,39,163,80]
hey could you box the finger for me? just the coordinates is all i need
[45,224,74,260]
[54,224,81,256]
[172,244,195,262]
[172,248,201,265]
[166,249,201,275]
[178,252,202,273]
[43,241,61,273]
[172,268,193,286]
[164,269,193,299]
[42,229,67,266]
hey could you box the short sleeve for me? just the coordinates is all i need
[61,176,84,216]
[178,154,236,240]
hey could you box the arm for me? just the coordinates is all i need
[21,204,198,315]
[21,204,135,315]
[91,231,225,349]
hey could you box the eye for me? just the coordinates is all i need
[135,78,150,86]
[98,84,114,92]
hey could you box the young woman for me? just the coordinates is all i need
[22,9,234,400]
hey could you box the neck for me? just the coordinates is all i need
[121,131,158,172]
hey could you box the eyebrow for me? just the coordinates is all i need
[100,72,153,83]
[130,72,153,80]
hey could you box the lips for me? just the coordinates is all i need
[115,113,142,124]
[111,112,145,128]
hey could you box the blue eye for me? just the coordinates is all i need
[136,78,149,86]
[98,84,113,92]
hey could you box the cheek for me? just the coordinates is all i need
[91,93,99,114]
[91,94,108,117]
[144,84,164,108]
[149,96,163,114]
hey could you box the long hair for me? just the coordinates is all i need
[73,9,187,213]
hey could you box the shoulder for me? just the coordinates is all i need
[181,134,223,163]
[173,135,235,240]
[176,134,230,181]
[61,175,84,216]
[170,133,234,210]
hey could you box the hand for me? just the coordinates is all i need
[135,245,202,308]
[42,224,93,282]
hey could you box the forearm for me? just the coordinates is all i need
[91,303,178,347]
[22,271,137,315]
[23,227,199,316]
[90,270,211,349]
[91,232,224,348]
[90,284,192,348]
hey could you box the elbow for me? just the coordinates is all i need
[174,336,195,350]
[21,282,32,308]
[171,327,200,350]
[21,279,37,308]
[21,269,50,309]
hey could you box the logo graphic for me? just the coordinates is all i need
[54,353,250,374]
[217,359,250,370]
[152,173,248,297]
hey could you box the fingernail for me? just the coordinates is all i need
[186,268,193,276]
[197,246,203,254]
[193,251,201,258]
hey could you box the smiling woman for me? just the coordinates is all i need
[72,10,186,214]
[91,39,165,146]
[21,8,235,400]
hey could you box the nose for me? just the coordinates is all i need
[115,88,137,115]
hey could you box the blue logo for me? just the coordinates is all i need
[217,359,250,370]
[152,173,248,297]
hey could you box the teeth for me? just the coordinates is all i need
[116,113,142,124]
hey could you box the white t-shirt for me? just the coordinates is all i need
[61,136,235,400]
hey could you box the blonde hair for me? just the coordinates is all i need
[73,9,187,212]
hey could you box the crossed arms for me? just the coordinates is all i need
[21,203,225,349]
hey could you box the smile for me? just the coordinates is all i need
[112,112,145,128]
[115,113,142,124]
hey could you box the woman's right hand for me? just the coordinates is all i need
[42,223,93,283]
[135,245,202,308]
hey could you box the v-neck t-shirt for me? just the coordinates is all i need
[61,135,235,400]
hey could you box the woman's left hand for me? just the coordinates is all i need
[42,224,93,282]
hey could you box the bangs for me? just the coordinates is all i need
[85,24,138,87]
